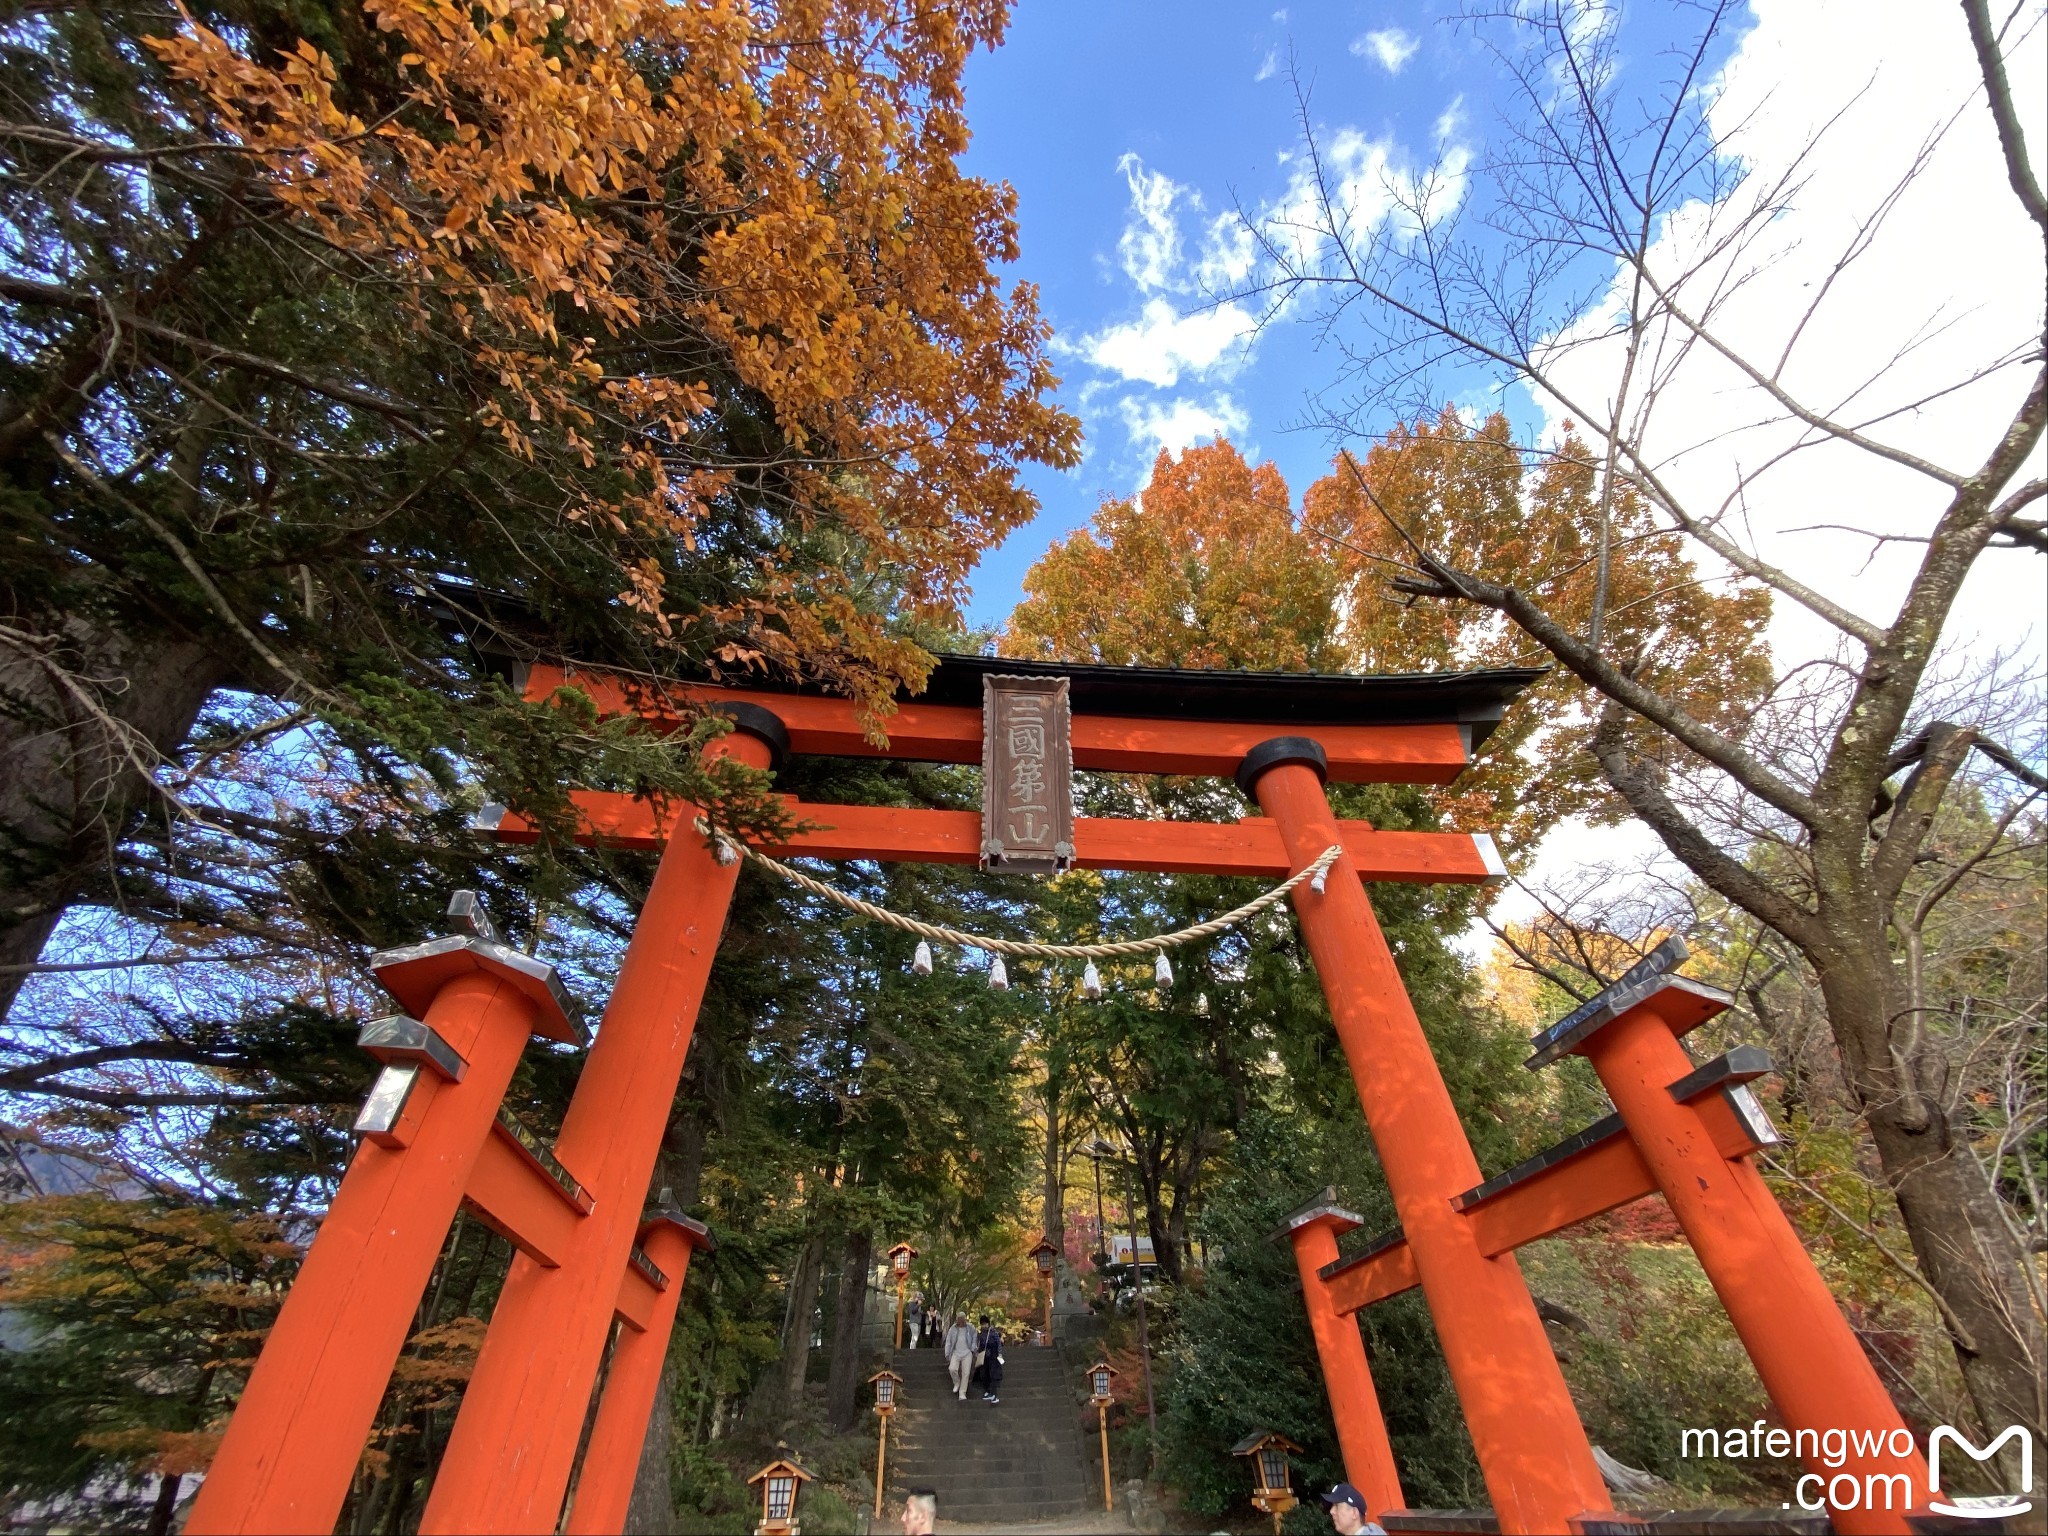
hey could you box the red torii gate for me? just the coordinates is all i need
[185,656,1926,1535]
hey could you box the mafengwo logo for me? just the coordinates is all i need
[1928,1426,2033,1521]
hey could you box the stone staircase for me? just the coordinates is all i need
[883,1343,1101,1525]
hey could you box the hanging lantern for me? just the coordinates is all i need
[911,940,933,976]
[1081,960,1103,999]
[1230,1430,1304,1535]
[988,955,1009,991]
[1153,953,1172,987]
[748,1452,813,1535]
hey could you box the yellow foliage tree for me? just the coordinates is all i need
[1305,410,1773,851]
[1005,418,1769,856]
[1007,441,1338,672]
[148,0,1080,709]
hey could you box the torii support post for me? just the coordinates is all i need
[1538,970,1932,1535]
[563,1215,715,1536]
[1243,739,1612,1534]
[421,727,774,1533]
[188,925,582,1535]
[1272,1192,1404,1520]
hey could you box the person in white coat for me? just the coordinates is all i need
[943,1313,976,1400]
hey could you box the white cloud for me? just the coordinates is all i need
[1259,126,1468,272]
[1433,95,1466,144]
[1485,0,2046,946]
[1086,119,1468,466]
[1114,153,1193,293]
[1530,0,2046,668]
[1352,27,1420,74]
[1075,297,1257,388]
[1255,49,1279,83]
[1194,211,1257,290]
[1118,395,1251,460]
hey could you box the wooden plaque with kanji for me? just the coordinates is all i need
[980,675,1074,874]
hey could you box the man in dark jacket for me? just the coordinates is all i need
[977,1315,1004,1404]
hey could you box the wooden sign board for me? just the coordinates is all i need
[981,675,1074,875]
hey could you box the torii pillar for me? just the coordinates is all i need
[1243,737,1612,1534]
[422,722,779,1532]
[565,1213,716,1535]
[1272,1190,1404,1520]
[1531,957,1932,1535]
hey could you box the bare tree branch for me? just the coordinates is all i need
[1960,0,2048,229]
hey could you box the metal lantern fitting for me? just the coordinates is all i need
[1087,1359,1118,1404]
[869,1368,902,1415]
[867,1370,903,1518]
[1028,1234,1059,1347]
[1087,1359,1121,1512]
[748,1452,813,1536]
[886,1241,918,1348]
[1230,1429,1303,1535]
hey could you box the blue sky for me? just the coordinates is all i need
[957,4,1448,624]
[953,2,1593,628]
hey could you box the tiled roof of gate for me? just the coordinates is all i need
[908,654,1544,748]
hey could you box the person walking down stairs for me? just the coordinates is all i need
[944,1314,976,1401]
[976,1315,1005,1404]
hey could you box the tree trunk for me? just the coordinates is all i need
[1591,695,2046,1479]
[622,1354,678,1536]
[824,1229,872,1432]
[1041,1071,1064,1245]
[0,611,223,1019]
[1134,1146,1182,1286]
[752,1229,826,1423]
[145,1473,183,1536]
[1165,1148,1202,1276]
[1811,901,2045,1473]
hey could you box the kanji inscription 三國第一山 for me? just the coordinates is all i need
[981,675,1074,875]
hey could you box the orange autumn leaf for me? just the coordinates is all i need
[145,0,1079,714]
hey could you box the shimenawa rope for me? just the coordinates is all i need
[695,817,1342,963]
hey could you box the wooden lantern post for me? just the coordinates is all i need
[868,1369,902,1519]
[1028,1236,1058,1345]
[886,1242,918,1350]
[1232,1430,1304,1536]
[1087,1360,1120,1513]
[748,1451,813,1536]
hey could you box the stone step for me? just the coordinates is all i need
[888,1449,1090,1472]
[883,1343,1095,1523]
[893,1416,1083,1437]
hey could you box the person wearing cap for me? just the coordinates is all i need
[1322,1483,1387,1535]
